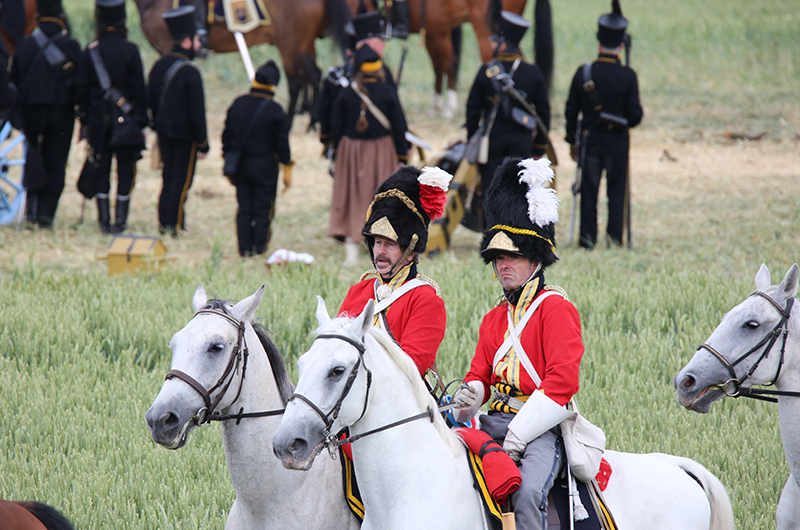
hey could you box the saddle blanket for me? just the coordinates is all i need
[212,0,271,26]
[336,431,509,528]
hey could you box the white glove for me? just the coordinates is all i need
[503,429,526,462]
[451,381,484,423]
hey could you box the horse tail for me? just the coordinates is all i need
[17,501,76,530]
[533,0,554,93]
[451,26,462,87]
[325,0,353,59]
[669,457,735,530]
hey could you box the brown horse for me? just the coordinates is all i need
[0,500,75,530]
[0,0,38,55]
[135,0,351,127]
[354,0,535,118]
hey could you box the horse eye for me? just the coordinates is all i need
[743,321,760,330]
[207,343,225,354]
[329,367,346,379]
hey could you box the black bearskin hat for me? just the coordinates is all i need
[480,157,559,267]
[255,60,280,86]
[95,0,125,26]
[163,5,196,41]
[597,0,627,48]
[363,165,452,254]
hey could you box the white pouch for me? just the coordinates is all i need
[561,405,606,482]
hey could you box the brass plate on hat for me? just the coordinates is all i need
[367,216,399,241]
[486,231,519,253]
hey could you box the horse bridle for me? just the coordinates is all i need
[289,333,373,449]
[165,309,284,425]
[698,291,800,402]
[288,332,434,455]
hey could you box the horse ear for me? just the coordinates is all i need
[755,264,771,292]
[192,285,208,312]
[774,264,800,304]
[316,295,332,326]
[231,286,265,323]
[352,299,375,339]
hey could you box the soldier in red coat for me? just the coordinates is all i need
[453,157,584,530]
[338,165,452,376]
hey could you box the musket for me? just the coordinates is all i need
[491,70,558,166]
[395,45,408,89]
[623,33,632,249]
[567,121,583,245]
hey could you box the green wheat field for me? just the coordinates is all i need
[2,0,800,528]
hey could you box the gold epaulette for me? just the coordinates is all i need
[544,285,569,301]
[416,273,441,298]
[359,270,379,282]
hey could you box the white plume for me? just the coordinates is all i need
[418,166,453,191]
[517,158,559,226]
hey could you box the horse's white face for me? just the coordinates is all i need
[146,285,264,449]
[676,264,799,412]
[273,297,374,470]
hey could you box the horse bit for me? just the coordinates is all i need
[698,291,800,402]
[165,309,285,425]
[289,333,435,458]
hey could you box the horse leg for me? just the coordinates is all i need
[777,474,800,530]
[137,0,176,56]
[445,27,462,118]
[470,0,495,63]
[305,57,322,133]
[425,32,451,118]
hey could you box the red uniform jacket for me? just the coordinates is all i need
[465,290,583,406]
[339,277,446,375]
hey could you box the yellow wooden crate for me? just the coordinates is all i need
[101,235,170,276]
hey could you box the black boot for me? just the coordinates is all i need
[112,195,130,234]
[390,0,410,39]
[25,193,38,225]
[96,195,112,234]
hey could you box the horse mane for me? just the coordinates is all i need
[314,317,461,456]
[204,299,294,405]
[16,501,75,530]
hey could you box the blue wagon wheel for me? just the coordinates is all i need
[0,121,27,228]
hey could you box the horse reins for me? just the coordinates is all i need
[698,291,800,403]
[165,309,285,425]
[288,332,435,452]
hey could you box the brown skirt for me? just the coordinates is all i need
[328,135,400,242]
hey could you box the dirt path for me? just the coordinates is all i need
[2,112,799,274]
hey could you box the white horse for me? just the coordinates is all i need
[676,263,800,530]
[273,297,735,530]
[145,286,360,530]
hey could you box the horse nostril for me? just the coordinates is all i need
[683,375,696,388]
[289,438,308,456]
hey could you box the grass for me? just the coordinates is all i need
[1,0,800,528]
